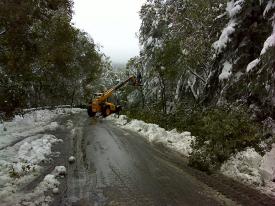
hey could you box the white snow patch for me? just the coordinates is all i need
[108,115,195,157]
[219,61,233,80]
[246,58,260,72]
[0,133,63,202]
[226,0,245,18]
[221,146,275,196]
[261,144,275,182]
[68,156,76,163]
[0,108,82,205]
[260,32,275,55]
[52,187,59,194]
[261,4,275,55]
[54,166,67,176]
[66,120,74,128]
[146,36,153,46]
[264,0,275,16]
[246,8,275,71]
[221,148,263,185]
[213,0,245,53]
[18,134,61,164]
[213,20,237,53]
[43,174,60,189]
[0,108,83,149]
[47,121,59,130]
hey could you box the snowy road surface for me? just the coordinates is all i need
[1,110,275,206]
[58,114,228,206]
[54,112,275,206]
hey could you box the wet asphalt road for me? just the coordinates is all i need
[58,114,231,206]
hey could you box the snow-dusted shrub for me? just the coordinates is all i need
[188,106,269,172]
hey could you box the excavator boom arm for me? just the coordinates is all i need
[97,76,137,102]
[88,74,142,117]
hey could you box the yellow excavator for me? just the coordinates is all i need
[87,75,142,117]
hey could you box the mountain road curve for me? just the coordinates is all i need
[51,112,275,206]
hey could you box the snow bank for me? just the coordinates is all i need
[18,134,62,164]
[0,108,83,149]
[108,115,195,157]
[261,144,275,182]
[0,134,62,198]
[2,173,61,206]
[221,148,263,185]
[0,108,83,205]
[14,166,66,205]
[221,146,275,196]
[109,114,275,196]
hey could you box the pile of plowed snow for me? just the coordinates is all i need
[221,146,275,196]
[108,115,195,157]
[108,114,275,196]
[0,108,83,205]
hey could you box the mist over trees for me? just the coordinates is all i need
[0,0,105,116]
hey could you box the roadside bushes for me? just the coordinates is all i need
[124,104,273,172]
[187,106,271,172]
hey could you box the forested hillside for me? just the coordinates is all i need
[132,0,275,115]
[0,0,105,117]
[122,0,275,171]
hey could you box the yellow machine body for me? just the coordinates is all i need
[87,76,141,118]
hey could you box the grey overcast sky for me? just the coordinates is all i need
[72,0,145,64]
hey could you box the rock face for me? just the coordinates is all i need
[205,0,275,121]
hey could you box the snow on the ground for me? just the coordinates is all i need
[109,114,275,197]
[220,148,263,186]
[54,166,67,176]
[2,168,65,206]
[108,115,195,157]
[0,108,83,149]
[0,108,83,205]
[221,146,275,196]
[18,134,62,164]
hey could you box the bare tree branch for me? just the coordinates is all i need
[187,67,206,84]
